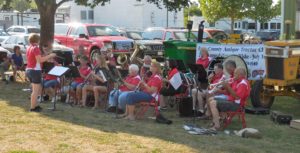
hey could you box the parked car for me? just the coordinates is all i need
[54,23,134,64]
[142,27,197,42]
[193,28,241,44]
[1,35,74,64]
[0,46,11,64]
[6,26,40,35]
[0,29,10,42]
[256,31,280,41]
[118,29,164,63]
[242,32,261,44]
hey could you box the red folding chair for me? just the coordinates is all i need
[222,80,251,129]
[222,105,247,129]
[136,89,161,119]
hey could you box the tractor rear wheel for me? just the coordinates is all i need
[250,80,275,108]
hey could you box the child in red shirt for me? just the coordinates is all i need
[70,56,91,105]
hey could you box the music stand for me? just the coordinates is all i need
[53,51,74,66]
[39,62,55,103]
[187,63,208,125]
[47,66,70,111]
[43,62,55,73]
[175,59,187,72]
[64,66,81,106]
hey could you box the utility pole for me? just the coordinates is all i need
[166,2,169,28]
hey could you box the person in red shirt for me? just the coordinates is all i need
[159,59,185,110]
[42,59,60,103]
[81,55,109,108]
[196,47,210,69]
[123,61,162,121]
[70,56,91,105]
[106,64,141,113]
[207,67,250,130]
[25,34,56,112]
[192,63,225,115]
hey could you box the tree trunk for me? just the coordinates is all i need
[35,0,57,53]
[231,17,235,34]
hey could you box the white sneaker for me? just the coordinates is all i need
[51,97,55,103]
[65,95,70,103]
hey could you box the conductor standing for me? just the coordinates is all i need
[26,34,56,112]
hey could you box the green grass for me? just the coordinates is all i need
[0,81,300,153]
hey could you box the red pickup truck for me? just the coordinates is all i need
[54,23,134,63]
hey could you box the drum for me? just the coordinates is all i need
[223,55,249,78]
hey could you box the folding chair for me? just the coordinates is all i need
[136,89,161,119]
[222,105,247,129]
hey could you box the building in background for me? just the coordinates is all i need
[0,10,66,30]
[57,0,184,30]
[191,16,281,33]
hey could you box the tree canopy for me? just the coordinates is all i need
[199,0,280,32]
[246,0,280,30]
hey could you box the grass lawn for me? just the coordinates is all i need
[0,81,300,153]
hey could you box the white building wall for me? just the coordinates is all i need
[59,0,184,30]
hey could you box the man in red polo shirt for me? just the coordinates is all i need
[207,67,250,130]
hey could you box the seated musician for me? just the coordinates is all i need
[81,55,109,109]
[70,56,91,105]
[207,67,250,130]
[140,55,152,78]
[0,55,11,82]
[107,64,141,112]
[212,60,237,101]
[192,63,226,115]
[123,61,162,121]
[199,60,237,119]
[11,46,24,81]
[159,59,185,110]
[42,59,59,103]
[190,47,211,115]
[196,47,210,69]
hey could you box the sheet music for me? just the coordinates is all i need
[48,66,69,77]
[98,70,107,82]
[169,72,182,90]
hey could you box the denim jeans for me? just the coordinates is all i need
[126,91,154,105]
[108,89,131,110]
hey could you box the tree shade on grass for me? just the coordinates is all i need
[0,82,300,153]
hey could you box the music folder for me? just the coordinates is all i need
[48,66,70,77]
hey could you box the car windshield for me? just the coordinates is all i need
[27,28,40,33]
[142,30,164,40]
[173,31,197,41]
[126,31,143,40]
[87,26,120,36]
[0,30,9,36]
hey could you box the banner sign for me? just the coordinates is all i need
[196,43,265,80]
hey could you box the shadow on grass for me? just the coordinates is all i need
[1,82,300,152]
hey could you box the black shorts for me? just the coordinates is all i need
[26,70,42,84]
[160,85,185,96]
[216,99,240,112]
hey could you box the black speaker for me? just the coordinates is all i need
[178,97,193,117]
[266,57,284,80]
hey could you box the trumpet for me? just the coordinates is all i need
[208,78,234,94]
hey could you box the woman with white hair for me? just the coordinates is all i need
[106,64,141,113]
